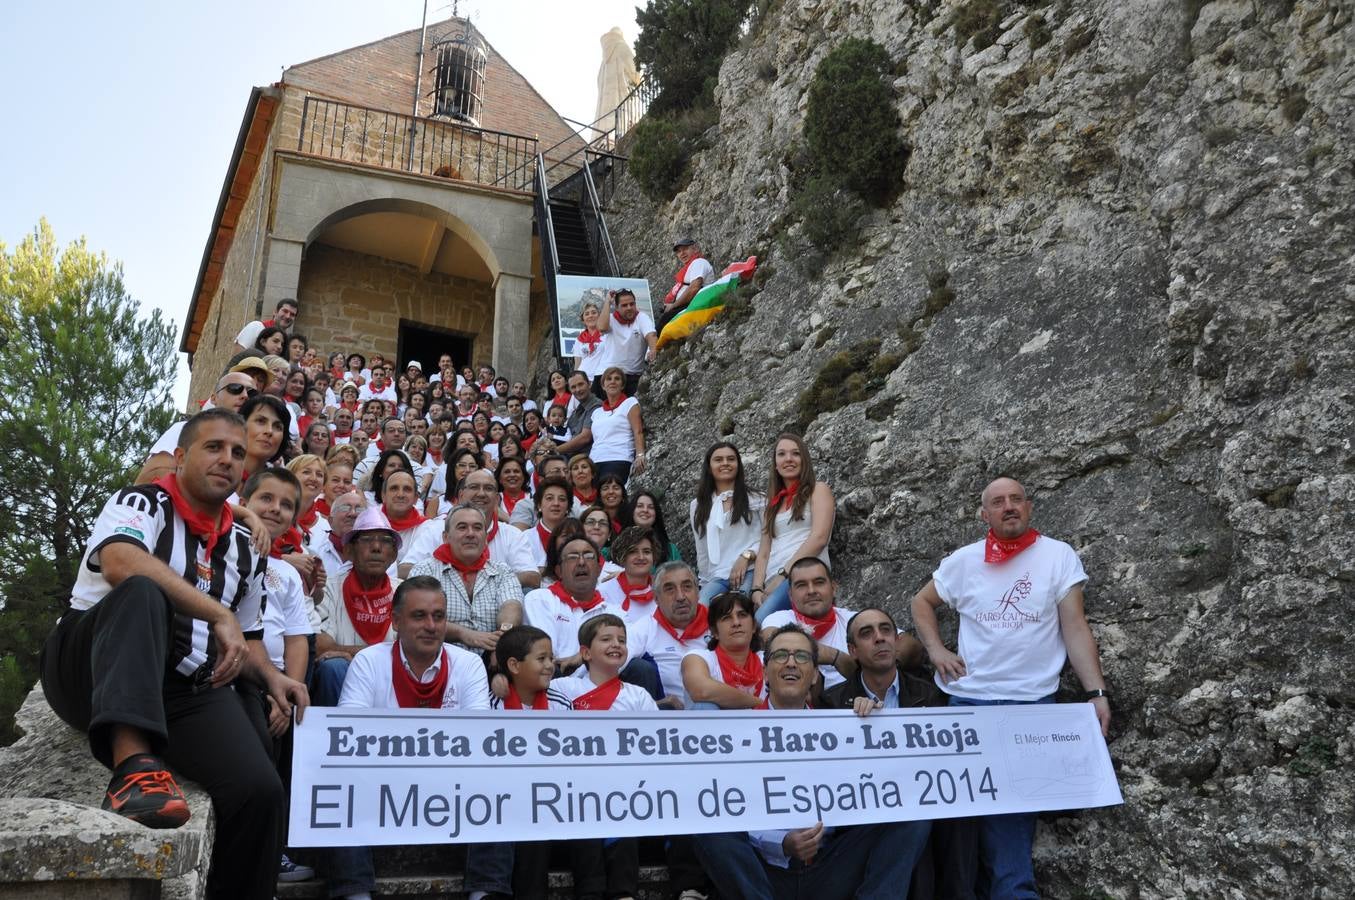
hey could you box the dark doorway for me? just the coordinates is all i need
[396,320,475,377]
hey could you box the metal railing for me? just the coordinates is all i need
[297,96,538,191]
[532,154,568,371]
[580,157,619,277]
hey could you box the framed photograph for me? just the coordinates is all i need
[554,275,653,357]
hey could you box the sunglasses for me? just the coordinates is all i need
[222,383,259,397]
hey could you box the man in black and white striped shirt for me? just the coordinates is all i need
[40,408,309,900]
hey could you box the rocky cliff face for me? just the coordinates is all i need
[607,1,1355,896]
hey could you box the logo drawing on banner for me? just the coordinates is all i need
[975,573,1039,631]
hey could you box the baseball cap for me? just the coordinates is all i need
[672,237,697,250]
[406,360,423,372]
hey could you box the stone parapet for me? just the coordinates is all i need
[0,687,213,899]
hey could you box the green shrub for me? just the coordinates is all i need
[629,112,695,201]
[803,38,908,205]
[797,338,904,428]
[789,175,869,260]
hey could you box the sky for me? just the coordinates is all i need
[0,0,643,406]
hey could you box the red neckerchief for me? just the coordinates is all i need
[478,382,492,393]
[552,391,571,408]
[330,366,345,381]
[665,258,696,303]
[458,402,478,417]
[519,434,537,452]
[617,572,653,611]
[769,480,800,511]
[535,522,552,550]
[375,439,386,453]
[612,309,637,326]
[504,687,549,710]
[576,328,603,351]
[429,449,442,465]
[503,490,525,514]
[794,606,838,641]
[549,580,603,612]
[984,528,1041,564]
[270,526,305,559]
[573,488,598,506]
[341,400,360,412]
[383,503,427,532]
[298,504,320,532]
[153,474,234,559]
[284,392,302,404]
[484,517,500,543]
[573,677,623,710]
[601,393,629,412]
[432,543,489,594]
[341,571,393,645]
[391,644,449,709]
[715,645,764,696]
[328,531,345,555]
[313,498,331,517]
[262,317,277,328]
[654,604,709,642]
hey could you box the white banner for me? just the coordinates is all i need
[290,704,1121,847]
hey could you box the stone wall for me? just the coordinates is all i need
[609,1,1355,897]
[294,243,495,365]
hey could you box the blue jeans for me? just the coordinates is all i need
[594,460,632,485]
[699,570,755,605]
[948,694,1054,900]
[310,656,350,707]
[694,821,931,900]
[464,842,514,895]
[753,577,791,624]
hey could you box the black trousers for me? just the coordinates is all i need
[40,575,285,900]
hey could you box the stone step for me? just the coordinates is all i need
[276,864,672,899]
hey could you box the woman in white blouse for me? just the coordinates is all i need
[689,442,765,605]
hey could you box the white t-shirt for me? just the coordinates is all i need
[359,382,398,404]
[522,587,629,661]
[234,320,265,348]
[261,560,315,672]
[599,312,656,374]
[146,421,186,459]
[672,257,715,309]
[339,641,490,711]
[395,519,444,567]
[690,492,766,583]
[627,615,707,708]
[552,675,657,711]
[575,332,609,380]
[761,605,852,690]
[588,396,639,464]
[488,522,537,576]
[316,575,403,647]
[932,535,1088,701]
[597,575,657,624]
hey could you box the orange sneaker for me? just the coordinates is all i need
[102,754,191,828]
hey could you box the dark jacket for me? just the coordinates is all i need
[822,665,944,710]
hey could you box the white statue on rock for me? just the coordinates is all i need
[595,26,642,140]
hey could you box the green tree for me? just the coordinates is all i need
[803,37,908,205]
[0,219,177,744]
[635,0,752,112]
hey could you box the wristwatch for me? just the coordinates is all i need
[1084,689,1109,701]
[740,549,756,562]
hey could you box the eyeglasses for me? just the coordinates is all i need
[767,649,814,665]
[562,551,599,563]
[221,383,258,397]
[583,517,609,527]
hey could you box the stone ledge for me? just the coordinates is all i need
[0,687,214,900]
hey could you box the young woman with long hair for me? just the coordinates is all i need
[750,432,835,624]
[690,442,766,604]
